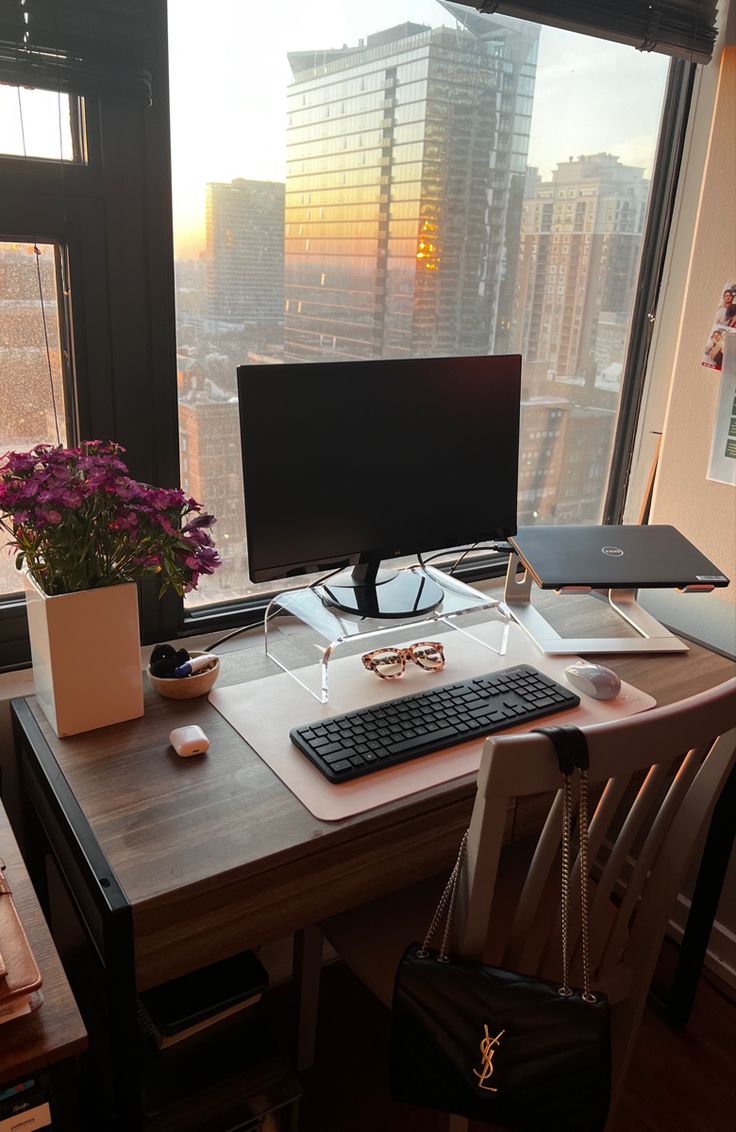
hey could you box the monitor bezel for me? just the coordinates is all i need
[237,354,521,585]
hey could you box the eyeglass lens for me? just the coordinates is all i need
[410,643,444,669]
[371,651,405,678]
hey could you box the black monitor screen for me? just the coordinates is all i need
[237,354,520,587]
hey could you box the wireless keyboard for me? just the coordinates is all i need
[290,664,580,783]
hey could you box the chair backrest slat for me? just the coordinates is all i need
[589,762,671,917]
[458,794,509,961]
[504,789,563,971]
[625,731,735,971]
[598,745,707,973]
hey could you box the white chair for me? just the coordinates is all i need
[296,678,736,1130]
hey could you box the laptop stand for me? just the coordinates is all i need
[503,552,688,655]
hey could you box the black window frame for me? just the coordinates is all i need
[0,1,696,672]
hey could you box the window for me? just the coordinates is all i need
[0,87,78,160]
[168,1,672,607]
[0,0,709,669]
[0,1,180,667]
[0,241,69,597]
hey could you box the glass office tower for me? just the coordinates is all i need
[284,7,539,361]
[206,178,285,330]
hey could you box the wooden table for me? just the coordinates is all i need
[7,591,736,1127]
[0,799,86,1130]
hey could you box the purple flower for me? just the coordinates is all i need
[109,511,139,531]
[191,545,221,574]
[111,476,142,502]
[0,439,221,595]
[37,488,61,504]
[183,513,216,532]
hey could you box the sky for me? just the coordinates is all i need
[0,1,670,260]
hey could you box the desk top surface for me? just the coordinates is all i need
[0,799,87,1083]
[11,589,736,991]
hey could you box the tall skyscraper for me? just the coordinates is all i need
[283,5,538,361]
[511,154,649,387]
[205,178,285,329]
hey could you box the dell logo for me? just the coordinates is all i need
[601,545,624,557]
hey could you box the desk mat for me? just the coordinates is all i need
[209,621,656,822]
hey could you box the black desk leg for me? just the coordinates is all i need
[667,759,736,1027]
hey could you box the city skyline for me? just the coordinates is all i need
[168,1,668,258]
[0,4,669,257]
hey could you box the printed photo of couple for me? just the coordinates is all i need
[702,282,736,371]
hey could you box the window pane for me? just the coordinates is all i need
[169,1,669,608]
[0,87,77,160]
[0,242,68,597]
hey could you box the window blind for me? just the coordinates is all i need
[0,0,151,102]
[445,1,719,63]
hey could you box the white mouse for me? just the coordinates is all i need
[564,661,621,700]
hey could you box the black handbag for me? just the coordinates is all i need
[390,725,611,1131]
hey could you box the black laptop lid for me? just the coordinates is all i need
[510,525,731,590]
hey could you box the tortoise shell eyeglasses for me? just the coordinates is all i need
[361,641,445,680]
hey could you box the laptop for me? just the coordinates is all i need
[509,525,731,590]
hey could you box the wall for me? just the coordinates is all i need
[628,1,736,656]
[631,0,736,992]
[649,29,735,645]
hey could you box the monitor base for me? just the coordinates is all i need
[322,566,444,619]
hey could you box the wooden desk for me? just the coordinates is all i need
[0,799,86,1129]
[7,592,735,1127]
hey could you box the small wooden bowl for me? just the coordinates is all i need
[146,650,220,700]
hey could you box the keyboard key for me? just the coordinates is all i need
[388,726,459,755]
[319,741,344,756]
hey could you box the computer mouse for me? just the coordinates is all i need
[564,661,622,700]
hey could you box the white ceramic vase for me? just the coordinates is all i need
[23,571,144,737]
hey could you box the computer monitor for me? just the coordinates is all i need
[236,354,521,618]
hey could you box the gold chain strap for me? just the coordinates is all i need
[560,764,595,1000]
[578,769,595,1002]
[418,829,468,960]
[559,773,574,997]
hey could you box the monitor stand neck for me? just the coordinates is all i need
[321,560,444,619]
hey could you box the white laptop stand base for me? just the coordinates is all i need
[504,553,688,655]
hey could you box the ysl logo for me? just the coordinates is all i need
[473,1024,505,1092]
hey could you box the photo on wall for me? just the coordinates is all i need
[707,332,736,486]
[702,282,736,371]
